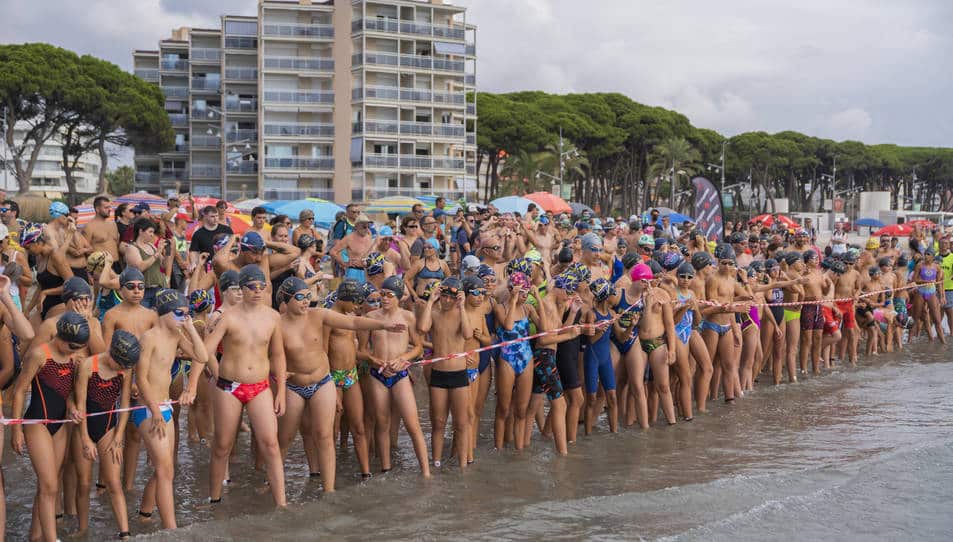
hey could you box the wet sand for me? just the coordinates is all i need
[4,340,953,541]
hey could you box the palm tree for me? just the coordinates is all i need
[499,149,544,195]
[649,136,702,209]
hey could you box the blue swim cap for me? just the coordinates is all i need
[49,201,69,218]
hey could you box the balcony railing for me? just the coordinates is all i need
[364,51,399,67]
[191,135,221,148]
[365,86,399,100]
[160,170,186,180]
[399,155,432,169]
[400,88,432,102]
[160,59,188,71]
[466,103,476,115]
[263,157,334,170]
[225,68,257,80]
[226,160,258,174]
[191,48,221,62]
[263,188,335,200]
[224,36,257,50]
[352,18,465,40]
[465,74,475,86]
[262,23,334,39]
[466,133,476,145]
[364,154,398,168]
[263,123,334,137]
[225,100,257,112]
[466,164,476,175]
[433,91,465,104]
[432,157,466,170]
[466,44,476,56]
[174,143,189,153]
[225,129,258,143]
[162,86,188,97]
[191,165,221,178]
[191,109,221,120]
[135,69,159,81]
[400,121,431,136]
[262,90,334,104]
[433,124,465,137]
[432,57,465,72]
[135,172,160,182]
[364,120,399,135]
[168,114,188,127]
[362,187,468,200]
[263,56,334,72]
[191,78,221,90]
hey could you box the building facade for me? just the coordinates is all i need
[0,122,103,198]
[132,0,476,203]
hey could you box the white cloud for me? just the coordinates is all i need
[822,108,874,141]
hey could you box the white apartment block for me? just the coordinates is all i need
[132,0,476,203]
[0,122,103,197]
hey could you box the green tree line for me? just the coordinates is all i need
[1,43,173,199]
[475,91,953,216]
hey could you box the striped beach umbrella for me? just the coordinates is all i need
[364,196,428,215]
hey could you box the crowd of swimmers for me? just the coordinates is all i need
[0,194,951,541]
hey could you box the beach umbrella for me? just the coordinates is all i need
[855,217,885,228]
[525,192,572,214]
[261,200,291,215]
[749,214,774,226]
[234,198,269,212]
[490,195,535,215]
[874,223,913,237]
[113,191,168,213]
[181,196,236,214]
[365,196,427,215]
[907,219,936,229]
[73,205,96,227]
[569,202,594,217]
[643,207,695,224]
[269,199,343,228]
[417,194,461,213]
[775,215,799,229]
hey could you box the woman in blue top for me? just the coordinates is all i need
[492,270,538,450]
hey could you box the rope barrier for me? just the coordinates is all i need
[0,400,178,427]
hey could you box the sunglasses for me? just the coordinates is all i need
[123,283,146,291]
[587,247,603,253]
[467,288,486,296]
[406,224,419,229]
[302,217,314,221]
[66,342,86,351]
[292,292,311,301]
[677,274,694,280]
[423,221,436,226]
[243,282,267,292]
[380,290,397,299]
[366,298,382,307]
[0,208,8,213]
[440,289,458,297]
[719,260,736,267]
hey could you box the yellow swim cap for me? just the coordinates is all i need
[866,237,880,249]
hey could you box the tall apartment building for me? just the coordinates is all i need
[132,0,476,203]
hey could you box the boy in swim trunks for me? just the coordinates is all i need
[134,289,206,529]
[357,276,430,476]
[203,264,287,507]
[418,277,473,469]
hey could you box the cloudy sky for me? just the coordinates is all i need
[2,0,951,147]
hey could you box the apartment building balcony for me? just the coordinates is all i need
[224,36,257,50]
[466,133,476,145]
[191,78,221,91]
[262,90,334,105]
[464,74,475,86]
[432,157,466,170]
[358,52,465,73]
[191,165,222,178]
[224,68,257,81]
[466,43,476,56]
[433,91,465,105]
[363,187,467,200]
[364,153,398,168]
[160,59,188,71]
[135,69,159,81]
[399,155,432,169]
[226,160,258,174]
[263,56,333,73]
[191,135,221,148]
[400,87,432,102]
[263,187,334,200]
[262,23,334,40]
[466,103,476,115]
[191,109,221,121]
[433,124,466,137]
[466,164,476,175]
[263,123,334,138]
[357,120,398,136]
[160,170,187,180]
[263,157,334,171]
[351,18,465,41]
[135,172,160,183]
[356,86,399,100]
[191,48,221,63]
[225,129,258,143]
[225,100,258,113]
[168,113,188,127]
[162,86,188,98]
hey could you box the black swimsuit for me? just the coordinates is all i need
[23,344,75,435]
[85,355,124,443]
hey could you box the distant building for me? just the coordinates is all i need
[132,0,477,202]
[0,122,102,198]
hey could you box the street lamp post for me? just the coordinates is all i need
[706,140,727,204]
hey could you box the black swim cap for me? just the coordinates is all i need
[154,289,188,316]
[690,251,713,271]
[279,276,309,302]
[296,234,316,251]
[119,266,145,285]
[764,258,779,269]
[63,276,92,301]
[676,262,695,277]
[219,270,240,290]
[728,231,746,244]
[868,266,881,276]
[713,243,736,261]
[783,252,801,265]
[56,311,90,344]
[830,260,846,274]
[337,279,365,303]
[110,329,141,368]
[557,246,574,263]
[238,264,266,287]
[461,276,485,293]
[802,250,818,262]
[646,259,663,275]
[381,275,405,299]
[440,276,463,295]
[878,257,893,267]
[621,253,641,269]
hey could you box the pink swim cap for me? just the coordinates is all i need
[630,263,654,281]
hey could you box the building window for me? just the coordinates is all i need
[225,21,257,36]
